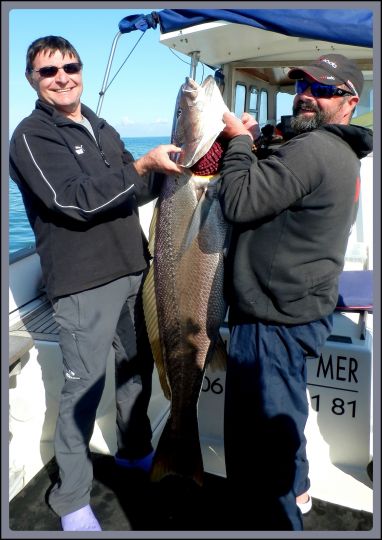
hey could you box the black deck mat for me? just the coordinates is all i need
[8,453,373,532]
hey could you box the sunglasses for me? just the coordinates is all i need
[295,80,354,98]
[32,62,83,78]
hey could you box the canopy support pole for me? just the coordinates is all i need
[96,31,122,116]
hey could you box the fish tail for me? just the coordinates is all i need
[150,420,204,487]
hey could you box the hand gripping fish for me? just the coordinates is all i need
[143,75,230,486]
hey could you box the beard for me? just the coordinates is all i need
[290,100,336,134]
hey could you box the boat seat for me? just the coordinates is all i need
[9,296,58,341]
[9,335,34,368]
[335,270,373,313]
[9,297,58,368]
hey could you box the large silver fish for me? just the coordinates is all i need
[143,75,230,486]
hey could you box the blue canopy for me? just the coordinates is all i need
[151,9,373,49]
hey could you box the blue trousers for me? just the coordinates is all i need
[48,272,154,516]
[224,315,332,530]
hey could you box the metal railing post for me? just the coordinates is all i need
[96,31,122,116]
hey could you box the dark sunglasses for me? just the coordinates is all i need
[295,79,354,98]
[32,62,83,78]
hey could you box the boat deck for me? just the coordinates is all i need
[7,453,373,533]
[8,277,374,533]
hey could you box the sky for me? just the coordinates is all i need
[7,4,216,138]
[5,2,335,140]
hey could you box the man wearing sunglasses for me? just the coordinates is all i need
[217,54,373,530]
[9,36,183,532]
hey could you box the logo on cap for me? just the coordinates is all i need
[321,58,338,69]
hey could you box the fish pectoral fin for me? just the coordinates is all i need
[207,334,228,372]
[142,264,171,400]
[181,186,213,252]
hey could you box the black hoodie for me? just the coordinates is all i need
[218,124,373,325]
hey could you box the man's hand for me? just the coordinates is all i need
[221,112,260,142]
[241,112,261,141]
[134,144,184,176]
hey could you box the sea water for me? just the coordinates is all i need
[8,136,170,254]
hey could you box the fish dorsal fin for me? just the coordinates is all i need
[142,263,171,400]
[147,202,158,258]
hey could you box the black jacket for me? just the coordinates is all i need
[9,100,164,299]
[218,124,373,325]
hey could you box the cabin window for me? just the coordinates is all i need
[276,91,295,123]
[248,87,268,128]
[234,83,246,116]
[351,78,373,130]
[259,90,268,128]
[249,87,258,116]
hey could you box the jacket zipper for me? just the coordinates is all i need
[96,129,111,167]
[99,149,111,167]
[74,121,111,168]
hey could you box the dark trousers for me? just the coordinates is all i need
[48,272,154,516]
[224,315,333,530]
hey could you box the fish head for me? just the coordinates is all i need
[171,75,229,168]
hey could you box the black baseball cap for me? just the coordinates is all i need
[288,54,364,97]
